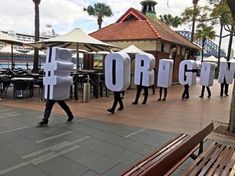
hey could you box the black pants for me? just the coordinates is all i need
[182,84,189,98]
[159,87,167,99]
[133,85,148,104]
[110,92,123,111]
[43,100,74,122]
[200,86,211,97]
[220,83,229,96]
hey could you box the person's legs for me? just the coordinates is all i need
[185,84,189,98]
[37,100,55,126]
[206,86,211,97]
[200,86,205,98]
[117,92,124,110]
[158,87,163,101]
[152,85,155,95]
[132,85,142,104]
[220,83,224,96]
[142,86,148,104]
[108,92,118,113]
[42,100,56,122]
[57,100,74,122]
[225,84,229,96]
[162,88,167,101]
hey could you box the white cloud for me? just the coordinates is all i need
[0,0,233,55]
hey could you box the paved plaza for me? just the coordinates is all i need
[0,106,180,176]
[0,79,235,175]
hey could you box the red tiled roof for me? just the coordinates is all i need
[91,8,200,50]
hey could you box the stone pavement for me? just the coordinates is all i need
[0,106,179,176]
[0,78,235,175]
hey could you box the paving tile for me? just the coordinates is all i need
[102,163,128,176]
[5,164,50,176]
[3,137,43,156]
[81,171,101,176]
[37,156,89,176]
[0,146,25,171]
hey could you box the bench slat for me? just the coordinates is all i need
[181,142,222,176]
[140,123,214,176]
[221,152,235,176]
[196,143,225,176]
[205,144,230,176]
[213,146,234,175]
[122,134,189,176]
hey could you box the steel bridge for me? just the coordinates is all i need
[177,30,226,57]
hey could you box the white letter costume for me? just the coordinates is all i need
[105,52,131,91]
[157,59,173,88]
[43,47,73,100]
[218,60,235,84]
[134,53,155,86]
[200,62,215,86]
[179,60,197,86]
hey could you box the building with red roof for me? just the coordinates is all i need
[86,0,200,82]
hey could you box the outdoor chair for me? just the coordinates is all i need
[13,80,31,99]
[1,76,12,96]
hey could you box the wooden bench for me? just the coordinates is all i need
[121,123,235,176]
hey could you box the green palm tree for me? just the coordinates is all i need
[195,23,216,62]
[210,0,232,69]
[84,3,113,29]
[191,0,200,41]
[159,14,182,28]
[32,0,41,73]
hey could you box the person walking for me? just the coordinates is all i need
[132,85,148,104]
[158,87,167,101]
[37,100,74,127]
[220,78,229,96]
[199,86,211,98]
[182,84,189,99]
[107,91,124,114]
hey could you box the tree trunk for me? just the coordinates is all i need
[229,84,235,132]
[228,22,235,133]
[97,16,103,29]
[201,38,205,62]
[191,2,198,42]
[32,3,40,73]
[217,23,223,71]
[226,24,234,61]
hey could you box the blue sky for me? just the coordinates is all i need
[0,0,233,53]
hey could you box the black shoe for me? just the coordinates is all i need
[132,101,138,105]
[118,107,124,111]
[225,94,229,96]
[107,109,114,114]
[157,98,161,101]
[142,101,146,104]
[208,94,211,98]
[66,116,74,123]
[199,95,203,98]
[162,98,166,101]
[37,120,48,127]
[220,94,223,97]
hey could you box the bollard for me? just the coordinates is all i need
[83,83,90,102]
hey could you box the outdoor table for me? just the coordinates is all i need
[11,77,34,81]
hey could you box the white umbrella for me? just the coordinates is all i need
[119,45,144,54]
[0,31,24,69]
[26,50,46,56]
[0,31,23,45]
[203,55,218,63]
[0,45,23,55]
[29,28,116,52]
